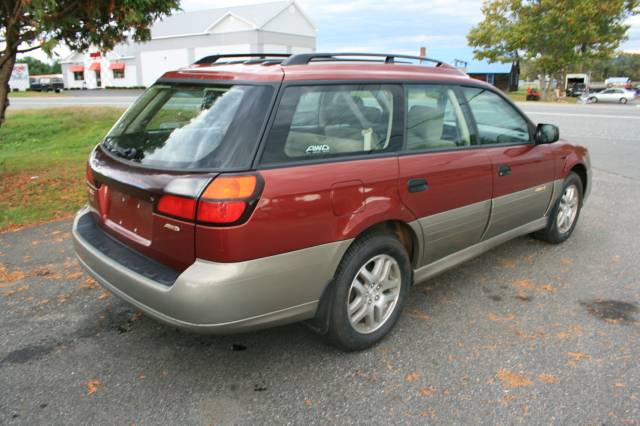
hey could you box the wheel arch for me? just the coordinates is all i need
[349,219,422,269]
[570,163,588,195]
[308,219,422,334]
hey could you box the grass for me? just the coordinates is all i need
[0,107,124,231]
[507,89,578,104]
[8,90,69,97]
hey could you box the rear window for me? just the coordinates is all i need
[102,84,274,170]
[260,84,403,165]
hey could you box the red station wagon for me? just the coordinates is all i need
[73,53,591,350]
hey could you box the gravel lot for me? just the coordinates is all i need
[1,103,639,424]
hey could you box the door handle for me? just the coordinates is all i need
[408,178,429,193]
[498,164,511,177]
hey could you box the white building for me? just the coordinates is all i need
[60,0,316,90]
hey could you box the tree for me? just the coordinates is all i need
[0,1,180,126]
[468,0,639,99]
[15,56,58,75]
[590,53,640,80]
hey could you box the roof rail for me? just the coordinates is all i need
[281,52,452,67]
[194,53,291,65]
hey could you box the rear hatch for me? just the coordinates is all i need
[86,82,275,271]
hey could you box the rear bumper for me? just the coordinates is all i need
[72,207,351,334]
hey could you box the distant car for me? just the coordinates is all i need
[587,88,635,104]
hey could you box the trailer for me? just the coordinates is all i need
[565,73,589,97]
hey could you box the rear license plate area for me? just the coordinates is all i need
[106,187,154,244]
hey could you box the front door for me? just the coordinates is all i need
[95,71,102,88]
[398,84,493,266]
[459,87,555,239]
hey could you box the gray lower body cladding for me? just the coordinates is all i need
[72,207,352,334]
[413,180,563,278]
[71,178,576,334]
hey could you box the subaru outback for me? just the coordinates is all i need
[73,53,591,351]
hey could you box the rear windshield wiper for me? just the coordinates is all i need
[103,138,139,160]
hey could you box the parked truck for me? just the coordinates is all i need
[29,74,64,92]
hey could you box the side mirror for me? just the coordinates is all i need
[535,123,559,144]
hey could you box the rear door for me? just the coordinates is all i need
[89,149,212,271]
[89,82,275,271]
[241,83,409,262]
[459,86,555,239]
[398,84,493,266]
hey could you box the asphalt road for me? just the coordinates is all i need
[1,103,639,424]
[7,90,141,110]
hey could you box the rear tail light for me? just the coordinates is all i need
[197,200,247,223]
[157,195,197,221]
[197,175,261,225]
[201,175,257,199]
[155,174,262,225]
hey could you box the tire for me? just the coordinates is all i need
[534,172,583,244]
[326,232,412,351]
[589,97,598,103]
[620,98,628,104]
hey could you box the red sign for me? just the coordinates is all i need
[89,52,101,58]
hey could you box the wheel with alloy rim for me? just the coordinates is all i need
[534,171,583,244]
[620,98,628,104]
[347,254,402,334]
[556,184,579,234]
[327,233,411,351]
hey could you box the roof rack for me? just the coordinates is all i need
[194,53,291,65]
[281,52,452,67]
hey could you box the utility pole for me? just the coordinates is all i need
[419,47,426,63]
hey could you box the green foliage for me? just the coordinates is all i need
[589,53,640,80]
[14,57,60,75]
[519,53,640,81]
[2,0,181,54]
[0,107,124,229]
[468,0,640,77]
[0,0,180,125]
[0,107,123,173]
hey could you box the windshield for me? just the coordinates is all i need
[102,83,274,170]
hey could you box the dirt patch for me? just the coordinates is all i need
[496,369,533,388]
[581,300,638,324]
[0,264,26,283]
[488,313,516,322]
[538,374,557,384]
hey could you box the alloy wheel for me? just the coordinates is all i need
[557,184,579,234]
[347,254,402,334]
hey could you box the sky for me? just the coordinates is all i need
[181,0,640,63]
[17,0,640,64]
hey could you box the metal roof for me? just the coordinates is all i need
[605,77,631,84]
[150,1,314,39]
[465,59,513,74]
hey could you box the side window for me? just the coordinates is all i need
[261,85,399,164]
[461,87,531,144]
[406,85,471,151]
